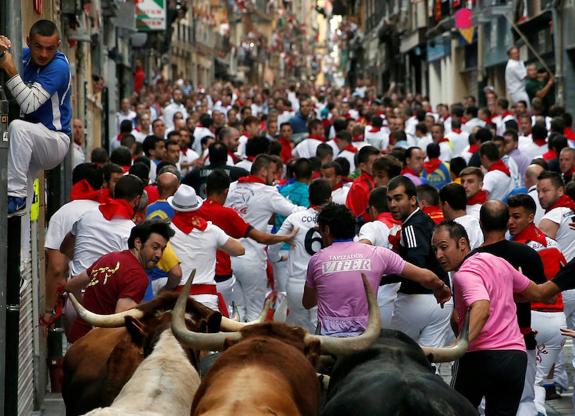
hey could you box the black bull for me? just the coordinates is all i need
[321,329,477,416]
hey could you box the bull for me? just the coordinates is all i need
[171,273,383,416]
[320,318,476,415]
[62,281,268,416]
[81,327,200,416]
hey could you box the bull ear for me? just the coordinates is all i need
[125,316,148,346]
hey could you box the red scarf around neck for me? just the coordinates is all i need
[98,199,135,221]
[438,137,450,144]
[533,137,547,147]
[512,223,548,247]
[488,159,511,177]
[423,159,442,174]
[228,150,239,164]
[467,190,488,205]
[308,134,326,142]
[70,179,109,203]
[172,212,208,234]
[376,212,401,227]
[468,144,479,154]
[547,194,575,213]
[368,127,381,133]
[452,128,462,134]
[238,175,266,184]
[542,149,557,161]
[422,206,445,225]
[352,134,364,142]
[341,144,358,154]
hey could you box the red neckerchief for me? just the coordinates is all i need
[181,147,188,156]
[563,127,575,141]
[467,190,488,205]
[352,134,364,142]
[343,112,352,120]
[376,212,400,228]
[468,144,479,153]
[401,167,417,176]
[116,133,124,142]
[438,137,450,144]
[512,223,548,247]
[332,181,345,191]
[121,165,130,173]
[542,149,557,161]
[341,144,358,154]
[422,206,444,225]
[488,159,511,177]
[308,134,326,142]
[533,137,547,147]
[452,128,462,134]
[279,137,293,164]
[172,212,208,233]
[423,159,442,174]
[547,194,575,213]
[242,133,253,140]
[368,126,381,133]
[228,150,239,164]
[501,111,513,118]
[98,199,134,221]
[70,180,109,203]
[238,175,266,184]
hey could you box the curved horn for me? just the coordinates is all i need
[273,295,288,323]
[171,269,242,350]
[67,293,144,327]
[305,273,381,356]
[420,309,470,363]
[219,298,272,331]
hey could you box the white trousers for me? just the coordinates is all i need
[390,293,453,347]
[269,245,289,293]
[8,120,70,197]
[378,283,401,329]
[216,276,243,318]
[231,248,268,322]
[286,277,317,333]
[517,349,537,416]
[532,310,567,415]
[553,289,575,389]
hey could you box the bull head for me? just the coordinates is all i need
[419,310,470,363]
[171,273,381,356]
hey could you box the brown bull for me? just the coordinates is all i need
[171,274,383,416]
[62,291,221,416]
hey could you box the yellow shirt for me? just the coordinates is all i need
[157,242,180,272]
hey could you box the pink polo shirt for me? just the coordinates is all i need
[306,241,406,336]
[453,252,531,352]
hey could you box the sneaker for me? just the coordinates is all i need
[7,196,26,217]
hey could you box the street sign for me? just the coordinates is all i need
[135,0,166,31]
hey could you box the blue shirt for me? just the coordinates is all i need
[274,180,309,230]
[145,200,175,220]
[289,112,309,134]
[21,48,72,134]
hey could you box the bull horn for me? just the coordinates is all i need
[67,293,144,327]
[420,309,470,363]
[273,295,288,322]
[304,273,381,356]
[231,302,240,322]
[171,269,242,350]
[219,298,272,331]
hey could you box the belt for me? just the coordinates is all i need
[175,283,229,318]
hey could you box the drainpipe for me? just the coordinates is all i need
[552,0,564,106]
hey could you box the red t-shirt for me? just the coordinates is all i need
[68,250,148,342]
[195,200,252,278]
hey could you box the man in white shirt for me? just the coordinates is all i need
[491,98,516,136]
[460,167,487,220]
[518,114,533,152]
[364,116,390,151]
[480,141,514,201]
[522,124,548,163]
[321,161,351,204]
[292,119,327,159]
[60,175,144,278]
[356,187,402,328]
[334,131,357,173]
[131,113,152,143]
[168,184,244,314]
[72,118,85,169]
[162,89,188,132]
[430,123,452,162]
[505,46,530,106]
[462,106,485,134]
[192,113,215,154]
[116,98,137,134]
[446,118,469,158]
[525,163,546,225]
[439,183,484,249]
[276,180,332,332]
[225,155,304,320]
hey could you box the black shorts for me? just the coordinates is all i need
[451,350,527,416]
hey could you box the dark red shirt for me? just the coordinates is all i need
[68,250,148,342]
[195,200,252,278]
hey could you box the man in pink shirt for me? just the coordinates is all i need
[432,221,569,415]
[303,203,451,337]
